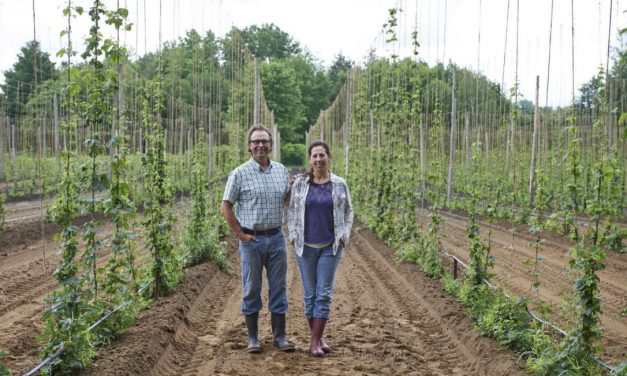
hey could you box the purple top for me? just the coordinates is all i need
[304,181,335,244]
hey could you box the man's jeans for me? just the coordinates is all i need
[239,231,288,315]
[296,244,343,319]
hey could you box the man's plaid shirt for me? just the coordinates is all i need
[222,158,290,230]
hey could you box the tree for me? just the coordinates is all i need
[577,73,603,111]
[260,60,305,143]
[328,53,354,100]
[1,41,56,117]
[240,23,301,61]
[284,54,332,138]
[519,99,535,115]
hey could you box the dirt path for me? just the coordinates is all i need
[428,209,627,365]
[82,228,528,375]
[4,192,623,374]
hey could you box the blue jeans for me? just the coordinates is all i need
[239,231,288,315]
[296,244,343,319]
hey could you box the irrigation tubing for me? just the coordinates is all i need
[439,249,615,372]
[24,246,615,373]
[23,278,154,376]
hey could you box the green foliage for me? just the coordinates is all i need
[41,122,96,374]
[0,349,11,376]
[0,41,57,117]
[526,168,548,295]
[260,60,305,142]
[81,138,107,299]
[442,273,461,296]
[240,23,301,60]
[289,55,335,130]
[541,156,611,375]
[458,280,494,319]
[142,79,180,298]
[465,169,490,285]
[564,123,582,240]
[611,362,627,376]
[182,146,231,272]
[383,7,400,46]
[281,143,305,166]
[419,208,444,278]
[600,221,626,253]
[477,293,533,351]
[328,54,354,99]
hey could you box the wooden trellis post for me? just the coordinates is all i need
[528,76,540,206]
[344,71,351,177]
[447,70,457,204]
[0,116,4,179]
[53,93,60,156]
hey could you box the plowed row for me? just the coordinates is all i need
[1,196,624,374]
[81,230,527,375]
[422,209,626,364]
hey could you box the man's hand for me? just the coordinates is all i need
[221,201,259,243]
[289,173,305,185]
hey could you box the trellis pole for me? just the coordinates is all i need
[529,76,540,206]
[0,116,4,180]
[447,69,457,204]
[344,71,351,177]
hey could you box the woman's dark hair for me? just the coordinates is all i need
[307,140,331,183]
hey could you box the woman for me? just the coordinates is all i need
[287,140,354,357]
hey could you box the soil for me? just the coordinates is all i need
[418,208,627,365]
[1,195,624,375]
[80,230,528,376]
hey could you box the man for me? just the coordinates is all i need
[221,124,295,353]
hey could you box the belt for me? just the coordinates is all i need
[241,227,281,236]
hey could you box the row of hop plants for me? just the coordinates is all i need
[347,120,624,374]
[40,2,146,372]
[444,134,626,375]
[3,0,260,372]
[318,45,625,374]
[32,1,232,374]
[39,82,232,375]
[39,75,233,375]
[0,192,4,230]
[440,114,625,253]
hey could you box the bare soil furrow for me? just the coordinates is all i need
[432,210,627,364]
[349,232,480,374]
[82,227,529,375]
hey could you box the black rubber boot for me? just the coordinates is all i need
[244,313,261,353]
[271,313,295,352]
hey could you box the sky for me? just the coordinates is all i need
[0,0,624,107]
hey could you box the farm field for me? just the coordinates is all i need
[0,195,189,374]
[1,1,626,374]
[0,195,526,375]
[79,227,528,375]
[1,194,625,374]
[418,209,627,365]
